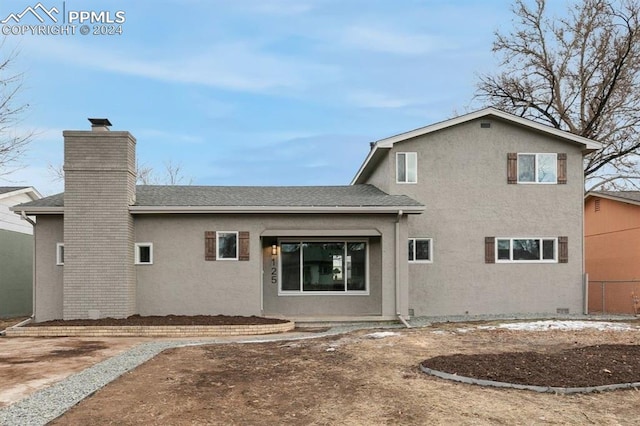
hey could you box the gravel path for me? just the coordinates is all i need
[0,329,355,426]
[0,314,632,425]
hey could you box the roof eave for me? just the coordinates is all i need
[585,191,640,206]
[0,186,42,201]
[376,108,603,150]
[352,107,603,183]
[351,146,390,185]
[128,205,425,214]
[10,206,63,214]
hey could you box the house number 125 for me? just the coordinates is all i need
[271,258,277,284]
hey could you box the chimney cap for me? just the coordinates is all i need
[88,118,112,127]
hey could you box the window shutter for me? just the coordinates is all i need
[558,236,568,263]
[238,231,250,261]
[205,231,216,261]
[507,153,517,184]
[557,153,567,184]
[485,237,495,263]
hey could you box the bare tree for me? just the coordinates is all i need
[136,160,193,185]
[0,40,31,177]
[50,160,193,185]
[476,0,640,190]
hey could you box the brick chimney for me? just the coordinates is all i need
[62,119,137,319]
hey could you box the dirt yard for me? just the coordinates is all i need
[0,336,154,407]
[52,321,640,425]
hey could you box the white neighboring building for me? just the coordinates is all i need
[0,186,41,317]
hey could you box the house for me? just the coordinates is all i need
[584,191,640,314]
[13,108,601,322]
[0,186,41,317]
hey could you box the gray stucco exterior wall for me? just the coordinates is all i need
[134,213,406,318]
[0,229,33,317]
[33,215,64,322]
[364,118,586,316]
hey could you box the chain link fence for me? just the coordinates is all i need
[588,280,640,315]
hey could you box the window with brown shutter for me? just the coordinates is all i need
[557,153,567,184]
[205,231,216,261]
[485,237,495,263]
[558,236,568,263]
[507,153,517,184]
[238,231,250,261]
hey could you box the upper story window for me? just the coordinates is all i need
[518,153,557,183]
[135,243,153,264]
[396,152,417,183]
[507,153,566,184]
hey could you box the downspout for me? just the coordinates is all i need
[20,211,36,323]
[395,210,411,328]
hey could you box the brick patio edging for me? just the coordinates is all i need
[4,321,295,337]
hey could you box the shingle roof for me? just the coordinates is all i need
[15,184,423,210]
[592,191,640,203]
[19,192,63,207]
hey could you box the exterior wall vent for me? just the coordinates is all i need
[480,122,491,128]
[556,308,569,314]
[595,198,601,212]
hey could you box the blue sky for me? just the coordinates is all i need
[0,0,550,195]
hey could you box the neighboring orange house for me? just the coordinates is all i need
[585,191,640,314]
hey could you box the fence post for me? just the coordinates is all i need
[601,281,605,313]
[583,273,589,314]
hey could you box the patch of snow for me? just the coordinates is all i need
[497,320,634,331]
[459,320,635,332]
[431,330,448,335]
[365,331,400,339]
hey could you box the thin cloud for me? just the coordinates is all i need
[343,25,454,55]
[238,0,317,16]
[346,90,417,109]
[22,38,335,94]
[136,129,204,144]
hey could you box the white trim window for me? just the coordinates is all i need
[396,152,417,183]
[496,238,557,263]
[56,243,64,265]
[135,243,153,265]
[279,240,369,294]
[217,231,238,260]
[517,153,557,183]
[408,238,432,263]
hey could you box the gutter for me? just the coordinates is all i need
[395,210,411,328]
[20,211,36,226]
[128,205,425,214]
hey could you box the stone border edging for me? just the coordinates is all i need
[420,364,640,394]
[4,321,295,337]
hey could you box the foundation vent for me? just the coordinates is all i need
[556,308,569,315]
